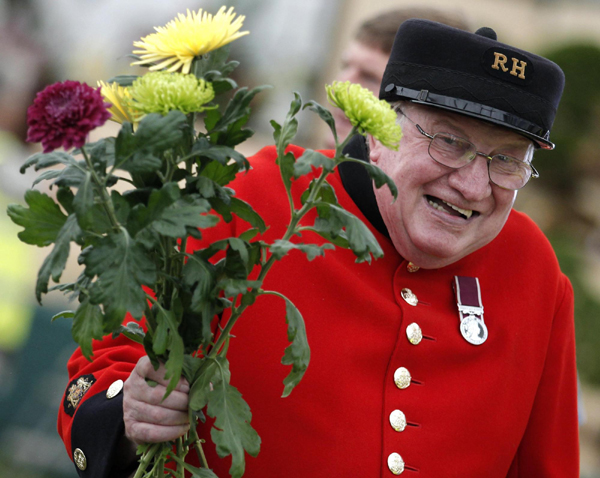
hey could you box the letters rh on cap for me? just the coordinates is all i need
[491,52,527,79]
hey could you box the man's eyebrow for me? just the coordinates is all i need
[428,116,531,149]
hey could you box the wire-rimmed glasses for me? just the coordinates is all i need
[400,111,539,190]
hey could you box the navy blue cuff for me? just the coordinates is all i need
[70,389,137,478]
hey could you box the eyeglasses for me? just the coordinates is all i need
[399,111,539,190]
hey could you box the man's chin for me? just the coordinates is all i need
[404,238,473,269]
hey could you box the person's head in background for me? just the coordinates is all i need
[328,7,470,148]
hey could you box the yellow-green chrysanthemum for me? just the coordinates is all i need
[128,71,215,116]
[98,81,139,125]
[131,6,249,74]
[326,81,402,150]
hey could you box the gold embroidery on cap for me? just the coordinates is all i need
[510,58,527,79]
[491,52,509,72]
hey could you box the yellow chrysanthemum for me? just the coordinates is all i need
[131,6,249,74]
[326,81,402,150]
[98,81,139,125]
[128,71,215,116]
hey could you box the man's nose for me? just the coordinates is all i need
[447,156,493,201]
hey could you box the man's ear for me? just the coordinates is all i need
[368,134,381,163]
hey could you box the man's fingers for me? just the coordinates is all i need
[124,398,190,427]
[135,356,190,393]
[125,420,191,445]
[124,377,189,410]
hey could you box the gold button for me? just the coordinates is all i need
[406,323,423,345]
[389,409,407,432]
[73,448,87,471]
[387,452,405,475]
[394,367,411,389]
[407,262,420,273]
[106,379,124,399]
[400,288,418,306]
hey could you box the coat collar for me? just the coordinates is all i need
[339,134,390,238]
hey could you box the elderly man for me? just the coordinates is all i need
[58,20,577,477]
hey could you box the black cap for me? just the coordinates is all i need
[379,19,565,149]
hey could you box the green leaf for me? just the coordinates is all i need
[269,239,334,261]
[72,298,105,360]
[303,100,337,141]
[193,176,233,203]
[48,271,93,302]
[57,187,75,215]
[7,189,67,246]
[111,191,131,225]
[128,182,180,237]
[149,306,185,397]
[273,92,301,152]
[172,457,220,478]
[106,74,139,87]
[182,355,204,383]
[51,310,74,322]
[276,152,296,194]
[314,203,383,263]
[73,171,96,230]
[300,179,339,207]
[198,158,239,187]
[112,322,145,344]
[189,358,219,411]
[274,115,298,153]
[288,92,303,117]
[115,121,137,167]
[20,151,76,174]
[192,137,249,169]
[182,254,217,347]
[209,86,270,147]
[238,228,260,242]
[210,86,271,134]
[229,197,266,233]
[193,44,236,79]
[152,196,218,238]
[152,309,171,356]
[53,161,88,189]
[279,294,310,397]
[131,183,218,240]
[340,155,398,199]
[84,229,157,328]
[293,149,336,177]
[116,112,186,174]
[32,169,62,186]
[211,78,238,95]
[86,137,116,170]
[164,326,185,397]
[35,214,82,302]
[207,357,261,478]
[218,279,261,297]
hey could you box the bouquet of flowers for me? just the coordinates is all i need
[7,6,401,478]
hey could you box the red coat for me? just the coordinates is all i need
[58,145,579,477]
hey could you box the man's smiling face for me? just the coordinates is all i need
[371,103,534,269]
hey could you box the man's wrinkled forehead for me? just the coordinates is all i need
[407,103,536,150]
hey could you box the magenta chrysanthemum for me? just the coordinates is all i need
[26,80,111,153]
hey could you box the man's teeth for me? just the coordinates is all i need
[428,198,473,219]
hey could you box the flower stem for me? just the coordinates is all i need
[176,438,184,477]
[133,444,159,478]
[80,147,121,231]
[196,439,209,468]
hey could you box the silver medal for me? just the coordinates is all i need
[454,276,488,346]
[460,314,488,345]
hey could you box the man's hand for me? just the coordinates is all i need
[123,356,191,446]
